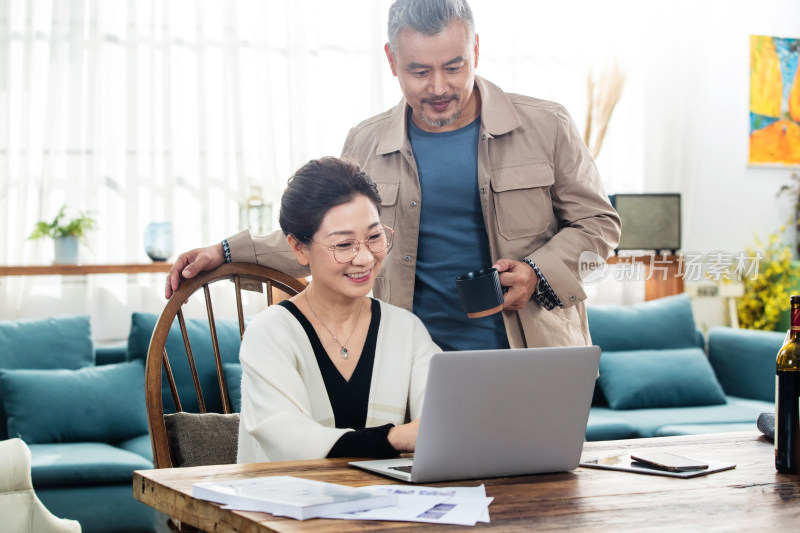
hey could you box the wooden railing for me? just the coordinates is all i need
[1,255,686,301]
[0,264,173,276]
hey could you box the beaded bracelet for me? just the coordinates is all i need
[221,239,232,264]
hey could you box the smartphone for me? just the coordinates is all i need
[630,452,709,472]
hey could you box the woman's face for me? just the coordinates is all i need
[292,194,387,302]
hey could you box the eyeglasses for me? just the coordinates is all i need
[311,225,394,263]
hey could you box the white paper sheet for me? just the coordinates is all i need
[321,484,493,526]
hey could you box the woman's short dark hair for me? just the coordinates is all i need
[279,157,382,244]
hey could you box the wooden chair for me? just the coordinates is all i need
[145,262,306,470]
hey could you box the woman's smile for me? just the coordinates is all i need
[345,269,372,283]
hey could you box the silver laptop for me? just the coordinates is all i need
[350,346,601,483]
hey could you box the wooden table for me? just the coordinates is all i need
[134,432,799,532]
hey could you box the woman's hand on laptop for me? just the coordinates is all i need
[387,419,419,453]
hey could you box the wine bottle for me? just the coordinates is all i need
[776,295,800,473]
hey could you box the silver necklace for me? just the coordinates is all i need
[304,291,364,359]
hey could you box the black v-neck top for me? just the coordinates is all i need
[279,299,398,458]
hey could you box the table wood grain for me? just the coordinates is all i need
[133,432,800,532]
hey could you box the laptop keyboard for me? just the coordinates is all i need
[389,465,413,473]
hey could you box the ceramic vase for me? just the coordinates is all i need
[144,222,174,262]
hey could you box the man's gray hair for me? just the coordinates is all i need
[387,0,475,54]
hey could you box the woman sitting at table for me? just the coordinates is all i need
[237,157,439,463]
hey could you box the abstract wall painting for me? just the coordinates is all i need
[750,35,800,167]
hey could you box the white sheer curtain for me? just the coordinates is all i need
[1,0,394,267]
[2,0,663,337]
[0,0,396,338]
[2,0,682,269]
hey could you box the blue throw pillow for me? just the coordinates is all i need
[598,348,727,410]
[223,363,243,413]
[0,361,148,444]
[588,294,699,352]
[0,315,94,440]
[0,315,94,370]
[127,313,242,413]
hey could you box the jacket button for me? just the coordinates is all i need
[569,295,577,302]
[404,256,411,262]
[480,187,486,194]
[410,201,417,207]
[481,134,487,140]
[407,150,412,156]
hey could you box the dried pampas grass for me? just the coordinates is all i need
[583,61,626,159]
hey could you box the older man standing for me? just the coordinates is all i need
[166,0,620,351]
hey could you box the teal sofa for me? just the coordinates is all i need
[0,297,781,531]
[136,294,774,443]
[584,294,780,441]
[0,313,242,532]
[0,316,156,533]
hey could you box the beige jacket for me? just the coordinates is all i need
[229,76,621,348]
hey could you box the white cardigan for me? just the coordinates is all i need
[237,299,439,463]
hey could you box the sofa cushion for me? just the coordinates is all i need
[708,326,783,402]
[585,413,638,441]
[590,383,608,407]
[588,294,699,351]
[0,315,94,370]
[94,340,129,366]
[127,312,241,413]
[115,434,153,462]
[654,422,757,437]
[28,442,153,486]
[590,396,773,437]
[598,348,727,410]
[223,362,243,413]
[0,315,95,440]
[0,361,148,444]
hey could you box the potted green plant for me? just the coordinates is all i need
[28,206,97,264]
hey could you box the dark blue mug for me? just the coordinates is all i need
[455,268,505,318]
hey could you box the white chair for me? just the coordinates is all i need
[0,438,81,533]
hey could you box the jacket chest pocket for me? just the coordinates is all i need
[491,162,555,240]
[375,181,400,230]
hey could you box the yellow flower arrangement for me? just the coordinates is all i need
[737,226,800,331]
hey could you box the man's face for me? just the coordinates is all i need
[385,20,480,133]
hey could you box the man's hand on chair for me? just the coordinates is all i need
[165,243,225,299]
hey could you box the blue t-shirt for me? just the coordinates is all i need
[408,117,509,351]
